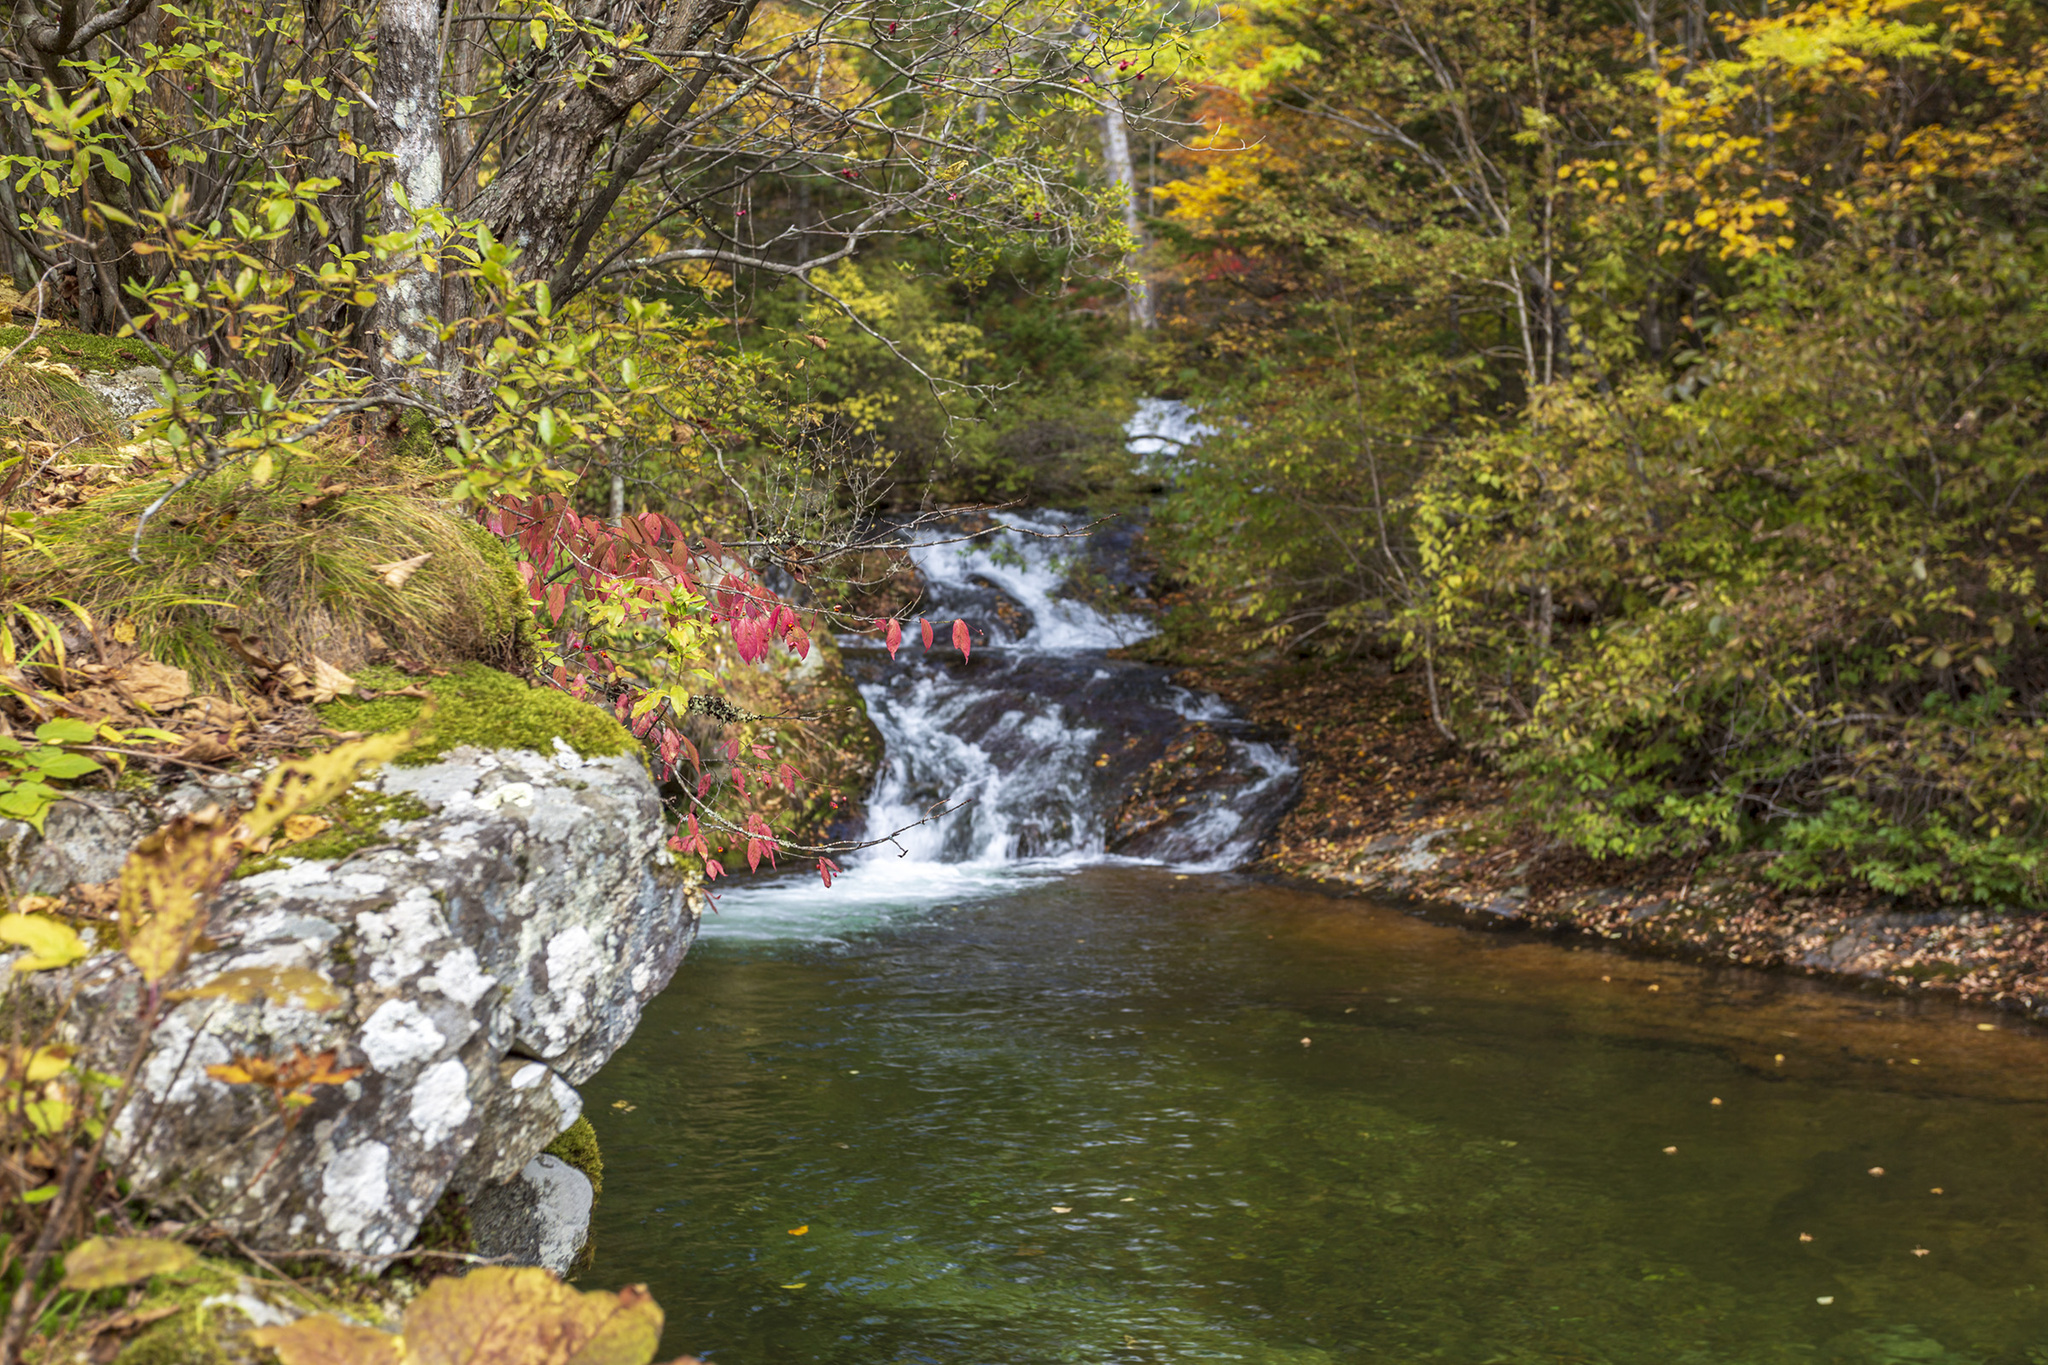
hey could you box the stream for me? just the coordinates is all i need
[588,440,2048,1364]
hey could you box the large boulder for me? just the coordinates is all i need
[13,741,699,1260]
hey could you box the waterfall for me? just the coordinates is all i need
[713,404,1297,931]
[850,510,1294,872]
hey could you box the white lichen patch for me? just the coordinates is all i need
[319,1141,392,1250]
[409,1059,473,1146]
[360,999,447,1072]
[421,945,494,1007]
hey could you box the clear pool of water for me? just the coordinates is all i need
[584,866,2048,1365]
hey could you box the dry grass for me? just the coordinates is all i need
[8,431,530,688]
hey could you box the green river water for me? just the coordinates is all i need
[583,865,2048,1365]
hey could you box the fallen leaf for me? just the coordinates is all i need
[177,735,239,765]
[1975,1023,1996,1032]
[168,966,344,1012]
[1912,1247,1929,1257]
[612,1100,636,1112]
[247,1315,402,1365]
[270,661,316,701]
[781,1283,807,1289]
[120,659,191,712]
[1817,1296,1834,1306]
[61,1237,198,1291]
[1931,1187,1943,1194]
[1869,1167,1885,1177]
[369,551,432,589]
[1662,1146,1678,1155]
[788,1225,808,1236]
[1050,1205,1071,1213]
[310,657,357,704]
[180,695,246,727]
[1710,1097,1723,1106]
[110,620,138,645]
[1799,1233,1813,1242]
[283,814,332,843]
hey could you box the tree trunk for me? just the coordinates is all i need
[367,0,445,388]
[1099,97,1152,329]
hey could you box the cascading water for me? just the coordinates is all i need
[716,405,1296,928]
[849,508,1295,872]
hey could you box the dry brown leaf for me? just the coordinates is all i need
[120,659,191,712]
[181,695,247,727]
[310,657,357,704]
[271,662,316,701]
[178,735,239,765]
[369,551,432,589]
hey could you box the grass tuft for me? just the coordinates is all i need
[11,440,531,687]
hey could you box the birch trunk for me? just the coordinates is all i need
[1099,98,1152,329]
[368,0,445,388]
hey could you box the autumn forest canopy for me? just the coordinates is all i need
[3,0,2047,914]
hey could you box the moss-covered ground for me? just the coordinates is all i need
[319,663,637,766]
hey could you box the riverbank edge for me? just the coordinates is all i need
[1173,658,2048,1023]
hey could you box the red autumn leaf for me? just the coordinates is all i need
[883,617,903,659]
[818,857,842,888]
[704,858,724,880]
[953,618,971,660]
[920,618,935,649]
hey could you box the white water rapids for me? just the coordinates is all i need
[712,403,1297,937]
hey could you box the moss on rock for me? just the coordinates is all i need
[543,1115,603,1199]
[235,787,432,878]
[103,1255,392,1365]
[319,663,638,767]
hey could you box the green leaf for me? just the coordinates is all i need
[31,751,102,781]
[34,719,96,745]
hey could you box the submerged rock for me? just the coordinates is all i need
[9,740,700,1263]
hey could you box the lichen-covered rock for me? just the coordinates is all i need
[43,741,699,1261]
[468,1155,595,1277]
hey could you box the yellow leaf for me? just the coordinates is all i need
[168,965,344,1012]
[7,1045,73,1083]
[0,913,88,972]
[283,814,333,843]
[111,619,137,644]
[119,805,239,984]
[60,1236,199,1291]
[242,729,417,844]
[788,1225,808,1236]
[399,1266,664,1365]
[247,1316,404,1365]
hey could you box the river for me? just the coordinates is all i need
[589,866,2048,1365]
[588,451,2048,1364]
